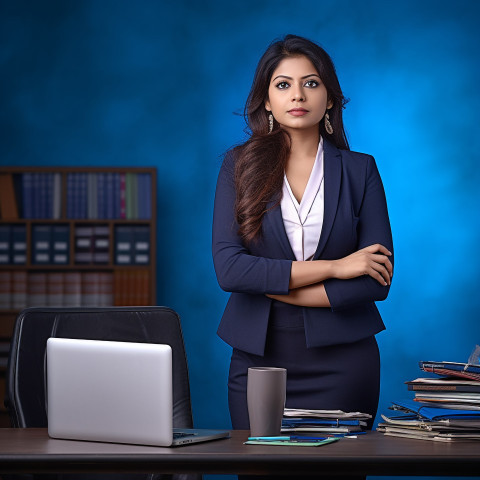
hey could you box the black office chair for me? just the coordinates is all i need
[5,306,200,480]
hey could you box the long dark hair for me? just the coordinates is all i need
[233,34,349,244]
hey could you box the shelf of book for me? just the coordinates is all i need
[0,167,157,419]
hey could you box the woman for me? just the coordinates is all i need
[212,34,393,432]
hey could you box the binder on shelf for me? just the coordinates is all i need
[74,226,93,264]
[11,225,27,264]
[114,226,134,265]
[93,225,109,264]
[1,166,155,314]
[52,225,70,265]
[133,225,150,265]
[31,225,51,264]
[0,174,19,219]
[0,225,10,264]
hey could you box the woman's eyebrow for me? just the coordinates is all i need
[272,73,321,82]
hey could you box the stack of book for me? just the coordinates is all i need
[282,408,370,437]
[66,172,152,220]
[377,353,480,442]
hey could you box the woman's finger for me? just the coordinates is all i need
[371,254,393,276]
[368,267,389,286]
[363,244,392,256]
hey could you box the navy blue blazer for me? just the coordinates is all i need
[212,139,393,356]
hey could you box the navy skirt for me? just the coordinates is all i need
[228,301,380,431]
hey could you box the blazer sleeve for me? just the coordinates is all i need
[324,155,394,311]
[212,153,292,295]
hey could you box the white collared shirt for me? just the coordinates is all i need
[281,140,324,261]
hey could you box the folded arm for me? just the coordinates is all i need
[269,156,394,309]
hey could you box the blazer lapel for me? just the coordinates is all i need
[265,199,296,260]
[313,139,342,259]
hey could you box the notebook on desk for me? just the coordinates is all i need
[46,337,229,446]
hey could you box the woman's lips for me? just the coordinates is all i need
[288,108,309,116]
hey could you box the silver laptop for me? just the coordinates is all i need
[46,337,229,446]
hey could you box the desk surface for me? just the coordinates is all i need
[1,428,479,476]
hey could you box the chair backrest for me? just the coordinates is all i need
[5,306,194,430]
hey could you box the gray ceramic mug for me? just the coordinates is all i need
[247,367,287,437]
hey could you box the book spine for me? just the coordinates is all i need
[132,173,139,219]
[119,173,126,219]
[66,174,74,219]
[22,173,33,219]
[97,173,105,219]
[32,173,41,219]
[0,271,11,309]
[81,272,100,307]
[12,271,27,310]
[52,173,62,219]
[28,272,47,307]
[106,172,114,219]
[46,173,54,219]
[47,272,64,307]
[64,272,82,306]
[113,173,121,219]
[98,272,114,306]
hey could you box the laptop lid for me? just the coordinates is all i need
[46,337,229,447]
[47,338,175,446]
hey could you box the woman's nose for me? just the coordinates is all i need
[292,86,305,102]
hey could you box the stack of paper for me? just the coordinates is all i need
[377,351,480,442]
[282,408,371,436]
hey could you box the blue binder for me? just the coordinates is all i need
[392,399,480,420]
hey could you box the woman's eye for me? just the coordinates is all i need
[276,81,290,90]
[305,80,319,88]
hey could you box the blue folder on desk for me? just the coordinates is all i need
[392,399,480,420]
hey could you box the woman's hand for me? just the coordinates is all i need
[332,244,393,286]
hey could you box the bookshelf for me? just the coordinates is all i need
[0,166,157,426]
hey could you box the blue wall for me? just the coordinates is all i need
[2,1,480,478]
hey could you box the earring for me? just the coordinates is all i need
[268,113,274,134]
[324,111,333,135]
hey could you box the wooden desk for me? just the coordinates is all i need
[0,428,479,476]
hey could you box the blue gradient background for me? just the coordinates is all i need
[2,1,480,478]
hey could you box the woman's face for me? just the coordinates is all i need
[265,55,332,134]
